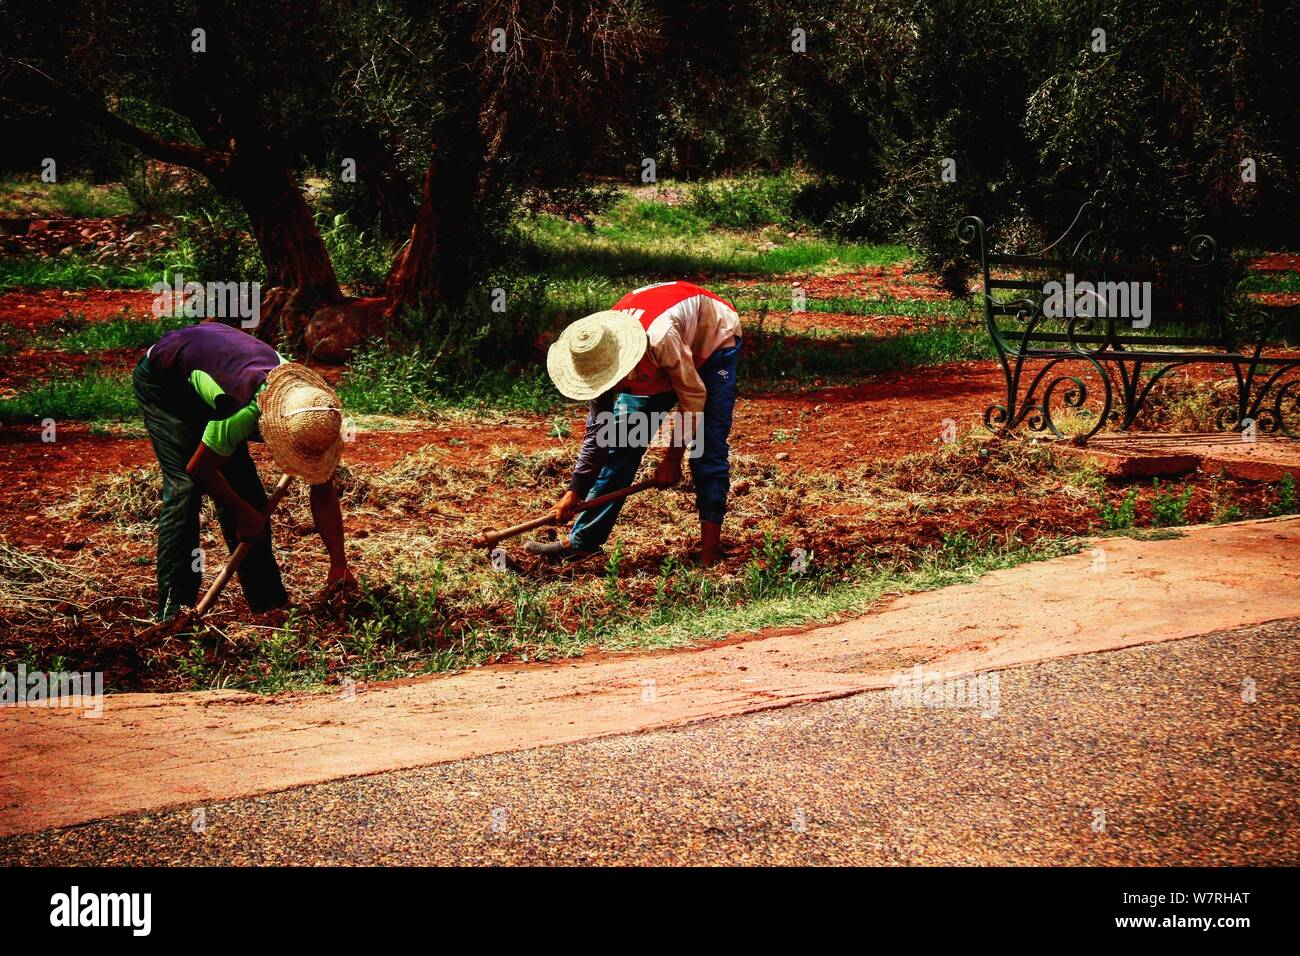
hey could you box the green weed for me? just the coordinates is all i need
[1151,479,1194,527]
[1097,488,1139,531]
[1269,473,1297,516]
[0,369,137,423]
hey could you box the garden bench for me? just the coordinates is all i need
[959,195,1300,441]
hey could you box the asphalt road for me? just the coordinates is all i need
[4,620,1297,865]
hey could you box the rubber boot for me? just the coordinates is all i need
[700,520,722,567]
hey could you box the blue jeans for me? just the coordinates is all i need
[569,338,740,552]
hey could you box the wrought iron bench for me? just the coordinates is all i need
[959,196,1299,441]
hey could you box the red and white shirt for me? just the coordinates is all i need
[613,281,741,412]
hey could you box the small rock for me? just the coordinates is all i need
[775,451,790,461]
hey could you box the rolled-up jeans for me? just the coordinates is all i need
[133,356,287,619]
[569,338,740,552]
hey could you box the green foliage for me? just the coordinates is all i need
[688,173,800,228]
[317,212,392,295]
[1269,474,1297,517]
[337,345,440,416]
[38,309,188,352]
[604,540,626,604]
[0,255,168,291]
[1151,479,1194,527]
[742,307,991,383]
[935,530,979,567]
[168,204,264,284]
[1212,503,1243,525]
[1097,488,1139,531]
[0,369,136,423]
[0,175,134,218]
[742,532,805,600]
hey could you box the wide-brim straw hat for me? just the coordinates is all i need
[258,363,345,485]
[546,310,647,401]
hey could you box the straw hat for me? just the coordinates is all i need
[257,363,344,485]
[546,310,647,401]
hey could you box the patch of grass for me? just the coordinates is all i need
[1151,479,1194,527]
[340,317,990,414]
[0,254,168,291]
[1239,271,1300,294]
[1269,473,1297,516]
[0,369,137,423]
[744,313,992,383]
[37,309,188,352]
[1097,488,1139,530]
[317,212,393,295]
[236,529,1082,692]
[0,175,135,218]
[687,173,801,228]
[731,294,965,320]
[524,201,909,281]
[338,344,561,416]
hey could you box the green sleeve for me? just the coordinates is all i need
[189,369,226,411]
[190,355,286,456]
[188,353,287,410]
[201,401,261,457]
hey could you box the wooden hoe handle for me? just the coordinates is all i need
[470,479,657,550]
[195,473,294,617]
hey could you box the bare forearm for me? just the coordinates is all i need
[194,465,256,518]
[310,480,347,570]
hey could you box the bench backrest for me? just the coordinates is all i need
[960,197,1230,356]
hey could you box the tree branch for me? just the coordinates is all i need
[0,58,232,181]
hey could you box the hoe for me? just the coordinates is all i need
[470,479,656,551]
[137,473,294,637]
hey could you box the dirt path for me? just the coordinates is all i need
[7,620,1293,865]
[4,515,1297,837]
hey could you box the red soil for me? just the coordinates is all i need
[724,261,954,302]
[1250,254,1300,272]
[757,309,946,336]
[0,289,157,332]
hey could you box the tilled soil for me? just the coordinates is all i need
[1,266,1295,691]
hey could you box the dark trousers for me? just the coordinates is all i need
[569,338,740,551]
[133,357,287,619]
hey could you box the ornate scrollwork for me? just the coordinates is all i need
[1185,233,1217,267]
[1273,379,1300,439]
[960,193,1283,445]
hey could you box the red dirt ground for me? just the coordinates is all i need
[0,289,157,332]
[724,262,954,302]
[755,309,949,336]
[1250,254,1300,272]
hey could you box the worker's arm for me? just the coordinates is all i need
[646,324,705,489]
[310,478,354,587]
[555,392,616,523]
[186,443,267,542]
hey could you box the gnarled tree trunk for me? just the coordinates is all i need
[233,159,345,347]
[383,149,479,320]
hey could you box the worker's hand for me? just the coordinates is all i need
[653,454,683,489]
[555,489,582,524]
[325,564,357,589]
[235,505,267,543]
